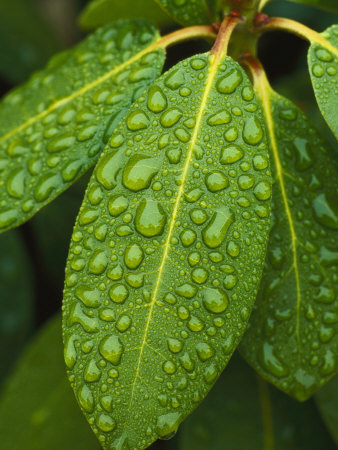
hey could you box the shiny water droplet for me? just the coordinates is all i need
[166,148,182,164]
[202,207,234,248]
[127,110,149,131]
[203,287,228,313]
[160,108,183,128]
[84,360,101,382]
[124,243,144,269]
[258,342,289,377]
[217,68,243,94]
[116,314,132,332]
[135,198,166,237]
[156,412,182,440]
[254,181,271,201]
[89,250,108,275]
[96,149,123,190]
[78,385,95,413]
[207,110,231,126]
[196,342,214,361]
[99,335,124,365]
[167,338,183,353]
[75,285,101,308]
[7,168,25,198]
[188,315,204,332]
[147,85,167,112]
[175,283,197,298]
[220,144,243,164]
[180,229,197,247]
[312,193,338,229]
[123,154,160,192]
[191,267,209,284]
[243,117,263,145]
[189,208,208,225]
[96,413,116,432]
[205,171,229,192]
[109,195,129,217]
[164,69,185,90]
[109,284,129,304]
[238,174,255,190]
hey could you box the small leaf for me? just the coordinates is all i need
[179,353,335,450]
[286,0,338,13]
[240,76,338,400]
[154,0,219,26]
[63,52,272,449]
[308,24,338,138]
[316,375,338,444]
[0,230,34,382]
[0,0,60,83]
[79,0,172,30]
[0,19,165,234]
[0,315,100,450]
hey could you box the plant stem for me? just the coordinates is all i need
[157,25,217,49]
[255,16,338,56]
[211,11,244,60]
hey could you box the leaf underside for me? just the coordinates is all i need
[79,0,172,30]
[179,353,335,450]
[0,315,100,450]
[316,374,338,444]
[154,0,217,26]
[308,24,338,138]
[240,87,338,401]
[62,53,272,449]
[0,19,165,234]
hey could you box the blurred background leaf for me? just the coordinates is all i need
[0,230,34,382]
[177,353,336,450]
[316,375,338,445]
[0,315,101,450]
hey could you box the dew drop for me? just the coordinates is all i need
[84,360,102,382]
[258,342,289,377]
[109,284,129,304]
[99,335,124,365]
[135,198,166,237]
[217,68,243,94]
[89,250,108,275]
[205,171,229,192]
[203,287,228,313]
[207,110,231,126]
[147,85,167,112]
[220,144,243,164]
[312,193,338,229]
[124,243,144,269]
[96,414,116,432]
[160,108,183,128]
[123,155,160,192]
[156,412,182,440]
[196,342,214,361]
[127,110,150,131]
[202,207,234,248]
[6,168,25,198]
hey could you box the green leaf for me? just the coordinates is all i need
[0,0,60,84]
[0,315,101,450]
[79,0,172,30]
[240,73,338,401]
[154,0,219,26]
[178,353,336,450]
[316,375,338,444]
[308,24,338,138]
[0,230,34,382]
[286,0,338,13]
[0,19,165,234]
[62,51,272,449]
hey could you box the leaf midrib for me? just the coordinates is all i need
[256,79,302,358]
[119,51,223,437]
[0,35,162,146]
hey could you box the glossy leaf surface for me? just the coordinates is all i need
[0,0,60,83]
[179,353,335,450]
[0,19,165,234]
[63,52,272,449]
[0,230,33,381]
[154,0,219,26]
[79,0,172,30]
[308,24,338,138]
[0,316,100,450]
[286,0,338,13]
[316,375,338,444]
[240,79,338,400]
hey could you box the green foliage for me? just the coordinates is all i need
[0,19,164,234]
[0,0,60,83]
[240,85,338,401]
[79,0,172,30]
[316,375,338,444]
[0,315,100,450]
[154,0,219,26]
[287,0,338,13]
[179,353,335,449]
[62,52,272,449]
[0,230,33,382]
[308,24,338,138]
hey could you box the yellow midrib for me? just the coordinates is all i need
[122,51,221,429]
[256,77,302,355]
[0,37,162,146]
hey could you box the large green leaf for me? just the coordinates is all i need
[0,0,60,84]
[316,375,338,444]
[0,315,100,450]
[178,353,335,450]
[0,19,165,234]
[154,0,219,26]
[79,0,172,30]
[308,24,338,138]
[286,0,338,13]
[240,70,338,400]
[0,230,34,382]
[62,50,272,449]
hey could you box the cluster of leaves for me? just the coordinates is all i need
[0,0,337,449]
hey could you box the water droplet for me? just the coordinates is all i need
[167,338,183,353]
[179,352,195,372]
[64,335,77,369]
[190,208,208,225]
[96,413,116,432]
[99,335,124,365]
[184,188,203,202]
[160,108,183,128]
[175,283,197,298]
[79,208,99,225]
[196,343,214,362]
[7,168,25,198]
[238,174,255,190]
[241,86,254,101]
[116,314,132,332]
[163,360,177,374]
[205,171,229,192]
[135,198,166,237]
[217,68,243,94]
[191,267,209,284]
[312,64,324,77]
[254,181,271,201]
[89,250,108,275]
[123,154,160,192]
[180,229,197,247]
[203,287,228,313]
[147,85,167,112]
[188,315,204,332]
[258,342,289,377]
[124,243,144,269]
[127,110,149,131]
[78,385,94,413]
[109,284,129,304]
[47,133,75,153]
[312,193,338,229]
[202,207,234,248]
[166,148,182,164]
[164,69,185,90]
[220,144,243,164]
[207,110,231,126]
[243,117,263,145]
[84,360,101,382]
[204,363,218,384]
[75,286,101,308]
[316,48,333,62]
[35,172,61,202]
[96,149,123,190]
[109,195,129,217]
[156,412,182,440]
